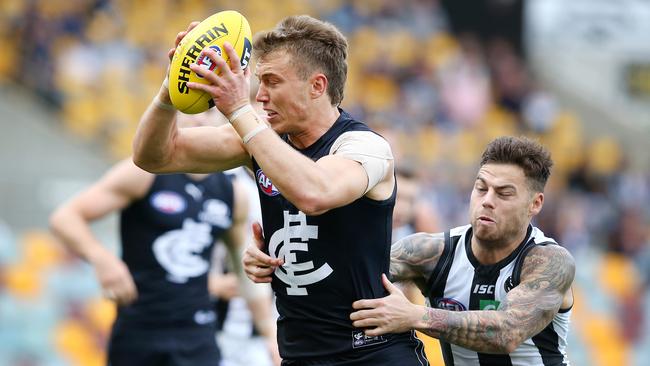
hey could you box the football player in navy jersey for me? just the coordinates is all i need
[348,136,576,366]
[133,14,428,366]
[50,114,275,366]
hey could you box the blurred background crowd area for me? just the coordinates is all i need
[0,0,649,365]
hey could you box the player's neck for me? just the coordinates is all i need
[288,105,340,149]
[185,173,209,181]
[471,227,528,265]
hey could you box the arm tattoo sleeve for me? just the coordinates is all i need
[389,232,445,283]
[416,244,575,353]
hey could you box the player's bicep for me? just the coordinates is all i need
[70,159,153,220]
[172,124,252,173]
[329,131,394,196]
[390,232,445,284]
[312,155,369,206]
[499,245,575,337]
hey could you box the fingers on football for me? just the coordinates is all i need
[222,42,242,73]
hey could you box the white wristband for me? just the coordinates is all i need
[242,124,268,144]
[228,104,254,123]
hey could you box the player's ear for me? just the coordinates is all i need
[309,73,328,99]
[529,192,544,217]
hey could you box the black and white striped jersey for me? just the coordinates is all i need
[426,224,572,366]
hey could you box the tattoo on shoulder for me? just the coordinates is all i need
[520,244,575,295]
[389,232,445,283]
[417,244,576,353]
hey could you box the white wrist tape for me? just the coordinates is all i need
[228,104,254,123]
[242,124,268,144]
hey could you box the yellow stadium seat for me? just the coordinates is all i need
[85,298,117,336]
[54,319,106,366]
[598,253,641,299]
[3,263,42,299]
[586,137,622,176]
[22,230,66,269]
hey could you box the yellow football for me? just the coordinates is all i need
[169,10,252,114]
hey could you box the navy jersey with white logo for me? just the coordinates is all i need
[253,110,415,359]
[426,225,572,366]
[118,173,233,329]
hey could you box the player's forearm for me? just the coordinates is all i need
[230,112,337,214]
[132,87,178,172]
[49,209,110,265]
[414,306,522,354]
[246,294,276,339]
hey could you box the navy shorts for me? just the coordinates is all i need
[280,331,428,366]
[107,323,220,366]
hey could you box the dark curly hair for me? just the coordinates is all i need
[480,136,553,193]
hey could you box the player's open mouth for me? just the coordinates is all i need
[478,216,494,223]
[264,110,278,120]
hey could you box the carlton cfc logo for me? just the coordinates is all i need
[256,169,280,196]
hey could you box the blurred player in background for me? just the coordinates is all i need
[393,163,440,242]
[50,112,275,366]
[213,164,281,366]
[350,136,575,366]
[133,14,428,366]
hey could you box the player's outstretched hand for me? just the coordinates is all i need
[350,274,420,336]
[242,222,284,283]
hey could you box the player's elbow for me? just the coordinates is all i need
[132,140,167,173]
[501,340,520,354]
[292,192,330,216]
[48,208,67,237]
[495,333,525,354]
[132,154,167,174]
[478,338,519,354]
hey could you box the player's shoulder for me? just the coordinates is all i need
[526,243,574,264]
[450,224,471,238]
[334,130,390,147]
[521,242,575,288]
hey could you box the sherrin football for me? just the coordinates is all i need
[169,10,252,114]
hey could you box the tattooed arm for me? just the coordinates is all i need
[389,232,445,290]
[352,244,574,354]
[415,244,575,353]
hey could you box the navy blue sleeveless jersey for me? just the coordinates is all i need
[253,110,413,359]
[118,173,234,329]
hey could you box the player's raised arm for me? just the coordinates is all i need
[132,20,251,175]
[187,24,395,216]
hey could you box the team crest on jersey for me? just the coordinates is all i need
[434,297,467,311]
[504,276,515,292]
[151,191,186,214]
[153,219,212,283]
[256,169,280,196]
[270,211,332,295]
[198,199,232,228]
